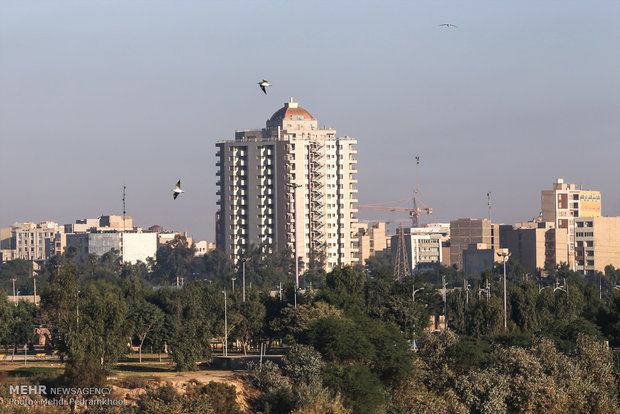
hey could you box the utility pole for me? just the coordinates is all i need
[33,276,37,306]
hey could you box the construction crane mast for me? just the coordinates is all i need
[358,156,432,226]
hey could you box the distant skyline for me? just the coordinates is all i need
[1,1,619,242]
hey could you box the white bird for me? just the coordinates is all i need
[439,23,458,28]
[258,79,272,94]
[172,180,184,200]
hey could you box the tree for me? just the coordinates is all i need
[151,235,196,284]
[230,298,266,355]
[128,300,165,363]
[270,301,342,343]
[166,283,212,370]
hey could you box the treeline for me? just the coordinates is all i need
[0,236,619,412]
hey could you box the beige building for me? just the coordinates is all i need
[195,240,216,256]
[541,178,601,268]
[3,221,64,262]
[216,98,358,271]
[500,221,569,274]
[450,218,501,270]
[574,216,620,274]
[351,222,390,265]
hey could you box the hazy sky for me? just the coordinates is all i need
[1,1,619,241]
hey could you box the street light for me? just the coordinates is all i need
[554,279,568,298]
[287,183,302,308]
[464,279,471,308]
[497,249,510,332]
[231,277,236,292]
[241,258,247,302]
[222,290,228,357]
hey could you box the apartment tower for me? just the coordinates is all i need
[215,98,358,271]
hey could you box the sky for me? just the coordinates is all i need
[1,1,619,242]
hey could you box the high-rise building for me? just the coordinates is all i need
[541,178,601,268]
[215,98,359,271]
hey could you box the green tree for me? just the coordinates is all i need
[270,301,342,343]
[230,298,266,355]
[127,300,165,363]
[151,235,196,284]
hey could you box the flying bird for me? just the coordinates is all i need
[439,23,458,28]
[172,180,184,200]
[258,79,272,94]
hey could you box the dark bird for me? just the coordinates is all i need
[172,180,184,200]
[258,79,272,94]
[439,23,458,28]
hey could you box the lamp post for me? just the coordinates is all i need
[464,279,471,308]
[231,277,236,293]
[11,279,16,306]
[288,183,302,308]
[242,258,246,302]
[497,249,510,332]
[222,290,228,356]
[412,277,424,304]
[442,275,447,330]
[76,290,80,329]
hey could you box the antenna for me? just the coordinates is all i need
[413,155,420,227]
[487,192,491,221]
[122,184,127,232]
[121,184,126,262]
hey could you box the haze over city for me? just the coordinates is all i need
[1,1,619,241]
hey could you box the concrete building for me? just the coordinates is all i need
[501,221,569,274]
[391,226,444,272]
[195,240,216,256]
[65,231,157,264]
[462,243,495,275]
[541,178,601,268]
[351,222,390,265]
[216,98,358,271]
[574,216,620,274]
[3,222,64,262]
[450,218,501,270]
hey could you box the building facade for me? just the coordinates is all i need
[574,216,620,274]
[541,178,601,268]
[216,98,359,271]
[2,222,64,262]
[351,222,390,266]
[501,221,569,274]
[449,218,501,270]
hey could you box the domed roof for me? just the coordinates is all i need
[268,98,313,123]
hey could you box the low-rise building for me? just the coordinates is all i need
[352,222,390,265]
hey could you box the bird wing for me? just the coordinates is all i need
[176,180,181,189]
[260,85,267,94]
[173,192,178,200]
